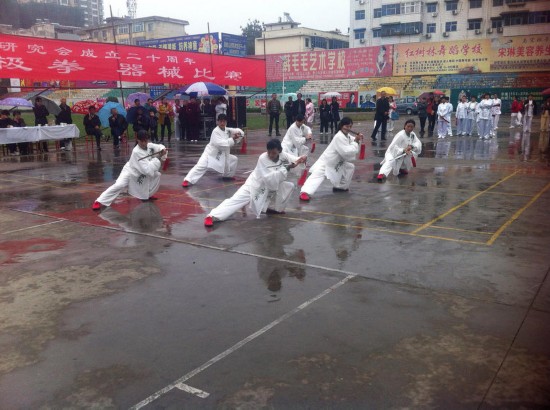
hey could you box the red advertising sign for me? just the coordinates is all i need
[266,45,393,81]
[0,33,266,87]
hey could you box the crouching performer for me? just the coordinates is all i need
[182,114,243,187]
[299,117,363,201]
[377,119,421,182]
[92,130,167,210]
[204,139,306,227]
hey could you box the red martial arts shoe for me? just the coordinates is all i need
[92,201,101,210]
[149,195,159,200]
[204,216,214,227]
[299,192,310,201]
[377,174,385,183]
[182,180,190,188]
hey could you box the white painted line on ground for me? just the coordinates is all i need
[129,273,356,409]
[175,382,210,399]
[2,220,64,235]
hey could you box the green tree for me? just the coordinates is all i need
[240,19,265,56]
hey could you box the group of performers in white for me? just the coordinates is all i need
[437,93,502,140]
[91,113,425,226]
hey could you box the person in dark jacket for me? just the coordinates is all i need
[291,93,306,121]
[284,97,293,129]
[12,110,30,155]
[329,97,340,134]
[370,91,390,141]
[148,110,159,142]
[267,93,282,137]
[83,105,103,150]
[319,98,331,143]
[2,110,18,155]
[55,97,73,149]
[33,97,50,151]
[133,107,150,135]
[417,97,428,136]
[428,95,440,137]
[108,108,128,148]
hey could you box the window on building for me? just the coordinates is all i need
[445,21,458,31]
[380,22,423,36]
[93,31,98,38]
[355,10,366,20]
[491,18,503,28]
[374,8,382,18]
[312,36,328,48]
[503,12,528,26]
[305,38,310,48]
[427,23,436,33]
[469,0,482,8]
[493,0,503,6]
[147,23,154,31]
[401,1,421,14]
[529,11,550,24]
[468,19,482,29]
[117,26,129,34]
[354,30,366,40]
[426,3,437,12]
[381,3,401,16]
[101,29,107,40]
[59,0,69,5]
[373,28,381,37]
[445,1,459,11]
[133,23,144,33]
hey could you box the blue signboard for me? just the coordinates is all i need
[221,33,247,57]
[138,33,220,54]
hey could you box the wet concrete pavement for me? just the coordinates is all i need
[1,117,549,409]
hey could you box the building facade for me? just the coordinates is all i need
[349,0,550,47]
[255,14,349,55]
[80,16,189,46]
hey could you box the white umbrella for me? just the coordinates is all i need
[321,92,342,98]
[180,82,227,97]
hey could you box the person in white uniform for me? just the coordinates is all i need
[456,95,468,136]
[204,139,306,226]
[182,114,243,187]
[92,130,167,210]
[465,96,477,136]
[282,114,312,175]
[477,93,493,139]
[437,96,453,139]
[491,93,502,134]
[299,117,363,201]
[377,119,422,181]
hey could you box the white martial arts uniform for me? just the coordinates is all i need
[209,151,300,221]
[456,101,468,136]
[282,122,312,173]
[96,142,166,206]
[437,102,453,138]
[477,99,493,139]
[379,129,422,177]
[183,125,244,184]
[491,98,501,132]
[300,130,359,196]
[465,101,477,136]
[523,100,535,132]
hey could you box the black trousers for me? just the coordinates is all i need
[87,128,103,147]
[428,114,436,134]
[419,116,427,133]
[320,119,329,133]
[285,115,293,129]
[370,118,387,140]
[269,113,280,135]
[160,118,172,141]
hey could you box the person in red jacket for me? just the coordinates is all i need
[510,96,523,128]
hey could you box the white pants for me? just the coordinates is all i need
[301,162,354,196]
[478,119,491,139]
[492,114,500,130]
[379,155,414,177]
[174,118,181,140]
[457,118,467,135]
[184,152,238,184]
[210,181,294,221]
[523,115,533,132]
[437,119,451,137]
[96,169,160,206]
[465,118,474,135]
[511,113,519,127]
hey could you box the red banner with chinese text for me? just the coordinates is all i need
[489,34,550,72]
[266,45,393,81]
[0,33,266,87]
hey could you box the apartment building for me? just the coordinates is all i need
[350,0,550,46]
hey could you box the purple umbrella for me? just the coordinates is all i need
[126,92,150,106]
[0,97,33,108]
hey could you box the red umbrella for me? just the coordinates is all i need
[542,88,550,95]
[433,90,445,95]
[71,99,104,114]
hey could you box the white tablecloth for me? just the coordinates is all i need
[0,124,79,144]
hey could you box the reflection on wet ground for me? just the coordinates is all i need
[1,117,550,409]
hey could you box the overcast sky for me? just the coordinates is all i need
[104,0,350,36]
